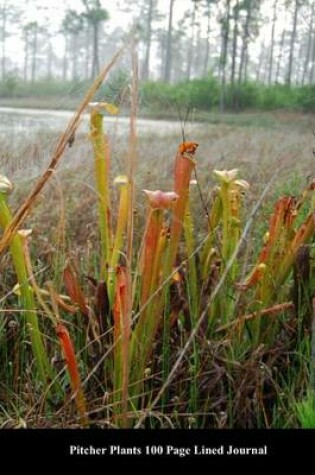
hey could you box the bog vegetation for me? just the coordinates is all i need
[1,48,315,429]
[3,75,315,114]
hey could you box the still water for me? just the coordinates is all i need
[0,106,183,138]
[0,106,187,179]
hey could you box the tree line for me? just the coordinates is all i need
[0,1,315,102]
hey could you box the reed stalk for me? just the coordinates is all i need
[0,176,52,388]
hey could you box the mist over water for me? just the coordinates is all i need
[0,107,184,138]
[0,107,188,180]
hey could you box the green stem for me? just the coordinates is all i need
[161,292,171,411]
[130,210,165,403]
[221,182,231,264]
[108,183,129,304]
[90,111,112,273]
[183,208,198,416]
[0,194,52,387]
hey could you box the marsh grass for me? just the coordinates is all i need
[1,62,315,427]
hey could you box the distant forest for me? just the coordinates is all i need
[1,0,315,112]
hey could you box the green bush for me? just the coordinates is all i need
[141,78,315,113]
[224,82,258,110]
[140,76,220,111]
[257,84,297,110]
[296,85,315,112]
[1,72,315,113]
[0,74,19,97]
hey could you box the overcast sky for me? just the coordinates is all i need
[13,0,280,35]
[7,0,198,62]
[5,0,288,68]
[21,0,193,28]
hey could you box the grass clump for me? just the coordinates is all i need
[295,390,315,428]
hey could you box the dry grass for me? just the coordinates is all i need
[1,111,312,242]
[0,111,310,312]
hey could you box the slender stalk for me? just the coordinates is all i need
[201,190,222,280]
[183,208,198,416]
[161,253,171,411]
[0,188,52,388]
[311,298,315,391]
[220,181,231,264]
[216,302,295,333]
[113,266,130,427]
[184,209,198,317]
[108,177,129,303]
[126,40,138,331]
[90,110,112,271]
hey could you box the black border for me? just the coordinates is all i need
[1,429,313,467]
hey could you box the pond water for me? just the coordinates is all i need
[0,106,184,139]
[0,106,189,180]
